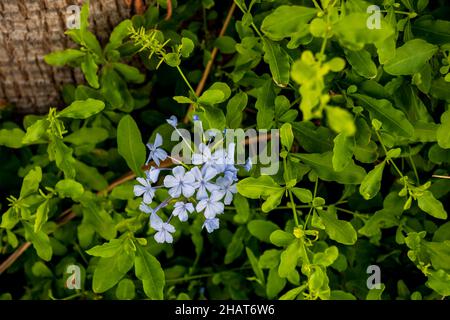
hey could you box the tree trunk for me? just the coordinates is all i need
[0,0,141,114]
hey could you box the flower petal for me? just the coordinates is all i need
[150,212,163,230]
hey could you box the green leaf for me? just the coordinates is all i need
[246,247,265,286]
[352,94,414,137]
[412,18,450,45]
[344,49,377,79]
[267,267,286,299]
[262,189,285,213]
[325,107,356,136]
[44,49,85,66]
[294,152,366,184]
[0,128,25,148]
[20,166,42,198]
[74,160,108,191]
[81,54,99,88]
[58,99,105,119]
[384,39,438,75]
[259,250,281,269]
[417,191,447,219]
[292,121,334,153]
[22,119,49,144]
[270,230,295,247]
[34,199,49,233]
[173,96,194,104]
[366,284,385,300]
[437,110,450,149]
[180,37,195,58]
[164,52,181,67]
[93,245,135,293]
[359,161,385,200]
[201,105,226,131]
[0,209,19,230]
[23,222,52,261]
[224,226,246,264]
[334,13,394,50]
[279,285,306,300]
[198,90,225,105]
[226,92,248,129]
[424,241,450,272]
[280,123,294,150]
[319,209,357,245]
[113,63,145,84]
[278,240,301,278]
[214,36,236,54]
[55,179,84,200]
[291,188,313,203]
[117,115,146,175]
[261,6,317,41]
[332,133,354,172]
[233,193,251,224]
[87,239,125,258]
[64,127,109,146]
[48,138,76,179]
[255,80,275,129]
[116,279,136,300]
[135,245,165,299]
[82,201,117,240]
[313,246,339,267]
[426,270,450,297]
[237,175,283,199]
[262,38,290,87]
[247,220,279,243]
[109,19,133,47]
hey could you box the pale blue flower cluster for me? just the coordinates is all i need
[133,116,251,244]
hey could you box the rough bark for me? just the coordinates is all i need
[0,0,137,114]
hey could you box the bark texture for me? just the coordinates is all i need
[0,0,137,114]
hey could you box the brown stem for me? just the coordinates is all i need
[432,175,450,179]
[0,242,31,275]
[182,2,236,124]
[165,0,173,20]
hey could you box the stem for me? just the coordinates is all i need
[305,179,319,227]
[288,190,300,226]
[374,130,404,178]
[408,151,420,184]
[176,65,197,98]
[311,0,322,10]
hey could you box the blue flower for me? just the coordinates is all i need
[146,133,168,166]
[203,218,220,233]
[150,212,175,243]
[243,157,252,172]
[163,166,196,198]
[134,176,156,204]
[172,201,194,222]
[196,191,224,219]
[191,143,212,166]
[139,202,153,214]
[193,115,200,121]
[216,177,237,205]
[166,115,178,127]
[190,166,219,200]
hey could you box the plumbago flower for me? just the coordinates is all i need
[133,115,250,244]
[146,133,167,166]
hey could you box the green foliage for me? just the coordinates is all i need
[0,0,449,301]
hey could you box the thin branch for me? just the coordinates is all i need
[165,0,173,21]
[0,242,31,275]
[432,175,450,179]
[182,2,236,124]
